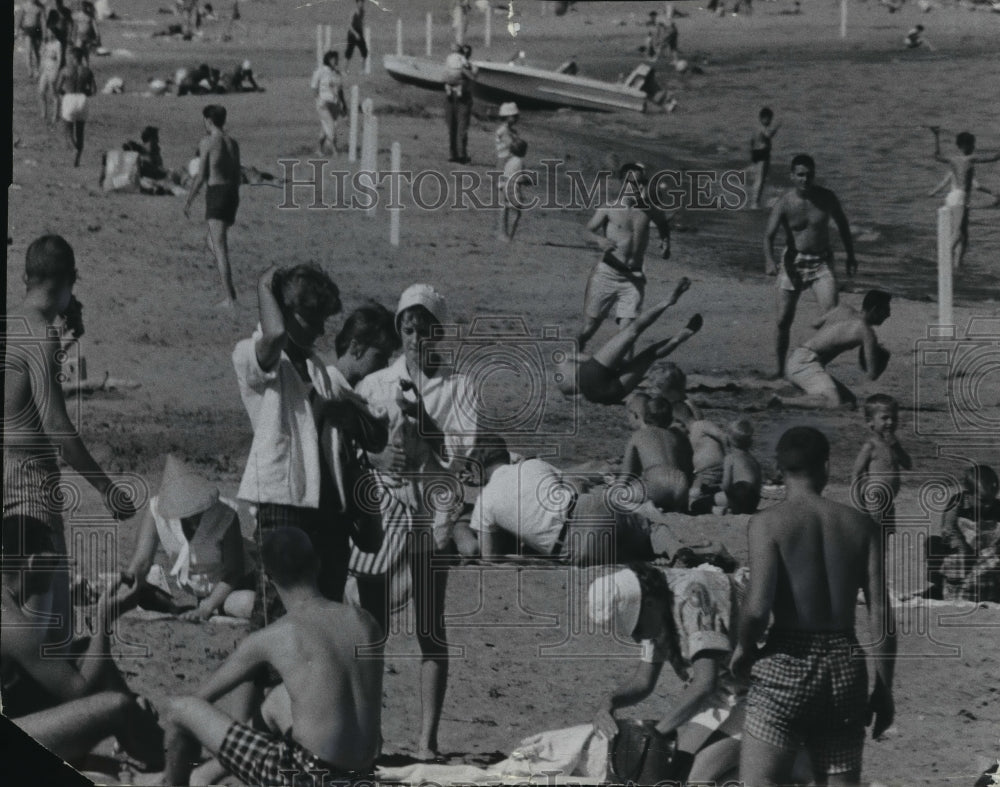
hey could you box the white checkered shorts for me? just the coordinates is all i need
[745,629,868,775]
[217,721,374,787]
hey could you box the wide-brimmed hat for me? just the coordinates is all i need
[499,102,519,118]
[157,455,219,520]
[587,568,642,639]
[395,283,448,333]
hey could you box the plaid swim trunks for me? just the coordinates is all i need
[217,720,375,787]
[745,629,868,775]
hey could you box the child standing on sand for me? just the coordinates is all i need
[715,419,763,514]
[851,393,912,533]
[498,137,529,241]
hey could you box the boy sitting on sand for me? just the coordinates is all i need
[162,526,384,786]
[777,290,892,409]
[715,419,763,515]
[621,393,694,512]
[850,394,912,533]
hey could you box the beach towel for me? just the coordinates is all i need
[101,149,140,192]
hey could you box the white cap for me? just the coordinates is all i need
[395,283,448,333]
[587,569,642,639]
[157,454,220,520]
[499,101,519,118]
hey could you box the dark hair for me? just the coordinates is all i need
[460,44,472,58]
[627,563,680,663]
[963,464,999,497]
[775,426,830,475]
[70,46,86,62]
[759,106,773,120]
[335,302,399,357]
[510,137,528,158]
[645,396,673,428]
[618,162,648,183]
[261,527,319,587]
[863,393,898,420]
[956,131,975,152]
[25,234,77,286]
[323,49,339,68]
[862,289,892,313]
[790,153,815,172]
[728,419,754,450]
[273,264,341,325]
[726,481,761,515]
[203,104,227,128]
[141,125,159,143]
[468,435,511,472]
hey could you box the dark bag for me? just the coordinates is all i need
[610,719,681,784]
[341,444,384,554]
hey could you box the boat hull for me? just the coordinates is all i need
[382,54,450,92]
[471,62,647,113]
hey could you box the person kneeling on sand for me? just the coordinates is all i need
[556,278,702,405]
[1,517,164,772]
[776,290,892,409]
[122,454,255,622]
[162,526,384,786]
[621,393,693,512]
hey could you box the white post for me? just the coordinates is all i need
[389,142,401,246]
[364,25,372,74]
[324,24,332,54]
[348,85,360,163]
[840,0,847,39]
[484,4,491,48]
[396,17,403,56]
[426,11,433,57]
[937,206,955,326]
[316,24,323,67]
[360,104,378,217]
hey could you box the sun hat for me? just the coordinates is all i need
[157,455,220,520]
[587,568,643,639]
[395,283,448,333]
[499,101,519,118]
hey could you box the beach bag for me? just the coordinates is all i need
[609,720,682,784]
[101,149,140,193]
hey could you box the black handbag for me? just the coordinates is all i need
[609,720,681,785]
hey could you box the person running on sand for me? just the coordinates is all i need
[621,393,693,512]
[4,235,137,649]
[732,426,896,787]
[184,104,241,308]
[55,46,96,167]
[578,162,673,350]
[775,290,892,410]
[929,128,1000,271]
[765,153,857,378]
[1,518,164,772]
[311,50,347,155]
[749,107,780,209]
[162,527,384,787]
[344,0,367,71]
[557,278,701,405]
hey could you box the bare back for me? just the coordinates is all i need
[627,425,691,475]
[260,603,383,769]
[3,309,63,455]
[802,314,872,365]
[202,131,241,187]
[752,495,877,631]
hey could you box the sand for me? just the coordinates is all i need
[6,0,1000,784]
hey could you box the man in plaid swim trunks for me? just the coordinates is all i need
[163,527,383,786]
[732,427,896,785]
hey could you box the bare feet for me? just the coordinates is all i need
[670,276,691,303]
[685,313,703,333]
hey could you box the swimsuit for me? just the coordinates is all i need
[745,629,867,775]
[205,183,240,225]
[785,346,843,406]
[777,249,835,293]
[583,256,645,321]
[578,358,626,404]
[217,719,374,787]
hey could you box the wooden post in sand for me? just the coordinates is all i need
[426,12,434,57]
[348,85,360,162]
[364,26,372,74]
[484,4,492,48]
[937,206,956,326]
[360,99,378,217]
[396,18,403,56]
[389,142,401,246]
[840,0,847,39]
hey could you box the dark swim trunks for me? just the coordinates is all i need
[578,358,625,405]
[205,183,240,225]
[751,148,770,164]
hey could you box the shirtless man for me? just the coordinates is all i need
[184,104,241,308]
[765,154,857,378]
[17,0,46,77]
[749,107,780,209]
[4,235,136,648]
[732,426,896,786]
[163,526,383,786]
[577,162,673,350]
[930,128,1000,271]
[778,290,892,409]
